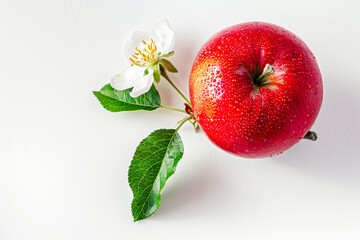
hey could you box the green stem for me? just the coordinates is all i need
[175,114,194,132]
[159,105,186,113]
[165,77,192,107]
[159,65,192,107]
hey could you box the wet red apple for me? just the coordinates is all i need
[189,22,323,158]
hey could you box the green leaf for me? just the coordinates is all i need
[93,84,161,112]
[160,51,174,57]
[128,129,184,221]
[159,58,178,73]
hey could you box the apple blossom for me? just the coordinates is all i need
[110,19,175,98]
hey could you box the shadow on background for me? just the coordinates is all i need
[151,159,227,220]
[275,78,360,186]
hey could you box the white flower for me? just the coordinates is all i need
[110,19,175,98]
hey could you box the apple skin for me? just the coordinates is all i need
[189,22,323,158]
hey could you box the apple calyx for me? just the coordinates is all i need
[303,131,318,141]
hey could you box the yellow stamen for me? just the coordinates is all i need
[130,58,139,65]
[129,38,159,67]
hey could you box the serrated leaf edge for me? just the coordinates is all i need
[130,129,182,222]
[93,84,161,112]
[100,88,160,108]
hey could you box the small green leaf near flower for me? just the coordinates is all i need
[160,58,178,73]
[93,84,161,112]
[160,51,175,57]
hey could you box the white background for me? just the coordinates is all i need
[1,0,359,239]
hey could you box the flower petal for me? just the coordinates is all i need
[130,69,154,98]
[110,66,144,90]
[151,19,175,54]
[123,31,150,64]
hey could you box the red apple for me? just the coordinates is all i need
[189,22,323,158]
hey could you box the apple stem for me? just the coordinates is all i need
[254,64,274,86]
[303,131,317,141]
[175,114,194,132]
